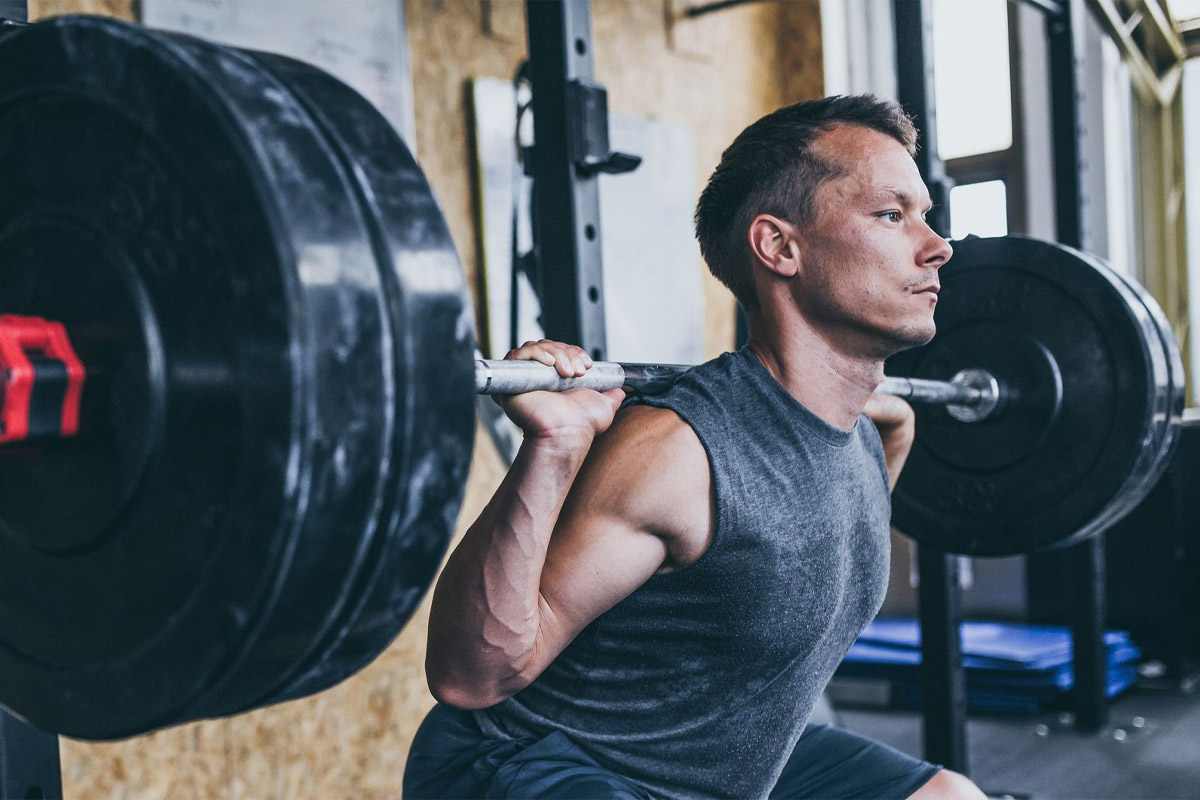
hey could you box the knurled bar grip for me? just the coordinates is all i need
[474,359,1003,421]
[475,359,629,394]
[474,359,694,395]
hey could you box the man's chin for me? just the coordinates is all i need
[873,325,936,358]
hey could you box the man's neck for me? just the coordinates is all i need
[746,316,883,431]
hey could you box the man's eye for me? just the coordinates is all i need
[882,211,902,223]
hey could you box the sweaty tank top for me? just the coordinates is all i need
[475,348,892,799]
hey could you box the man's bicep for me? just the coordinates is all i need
[522,405,711,679]
[534,405,707,655]
[536,446,671,651]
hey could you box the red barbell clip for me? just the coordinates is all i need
[0,315,86,445]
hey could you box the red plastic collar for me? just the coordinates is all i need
[0,315,86,444]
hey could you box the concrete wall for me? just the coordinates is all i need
[22,1,825,797]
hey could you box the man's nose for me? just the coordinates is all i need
[922,229,953,269]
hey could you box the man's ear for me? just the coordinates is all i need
[747,214,801,279]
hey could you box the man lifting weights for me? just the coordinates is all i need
[405,95,986,800]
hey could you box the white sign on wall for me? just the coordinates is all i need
[142,0,417,151]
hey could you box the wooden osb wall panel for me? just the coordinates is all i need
[778,0,826,106]
[407,0,529,350]
[20,1,823,797]
[28,0,134,19]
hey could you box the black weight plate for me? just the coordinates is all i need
[0,15,398,739]
[123,26,407,725]
[886,236,1168,556]
[239,53,474,708]
[1093,264,1185,533]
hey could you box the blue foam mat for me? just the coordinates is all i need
[854,619,1133,670]
[832,619,1142,713]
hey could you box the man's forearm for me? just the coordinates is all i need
[425,437,589,709]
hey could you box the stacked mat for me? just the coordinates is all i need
[829,619,1141,714]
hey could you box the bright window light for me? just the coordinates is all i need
[1169,0,1200,21]
[950,180,1009,239]
[932,0,1013,160]
[1185,59,1200,401]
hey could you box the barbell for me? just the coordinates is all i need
[474,359,1005,422]
[0,15,1184,741]
[472,231,1186,559]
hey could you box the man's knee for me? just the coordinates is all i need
[908,769,987,800]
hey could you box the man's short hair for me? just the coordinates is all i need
[694,95,918,314]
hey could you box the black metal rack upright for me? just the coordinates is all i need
[0,710,61,800]
[524,0,638,353]
[0,1,23,23]
[525,0,608,354]
[1041,0,1112,734]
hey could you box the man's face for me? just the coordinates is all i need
[789,125,953,358]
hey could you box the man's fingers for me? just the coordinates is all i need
[506,340,594,378]
[864,393,915,430]
[508,340,557,368]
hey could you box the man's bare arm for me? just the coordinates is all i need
[424,435,615,709]
[425,348,711,709]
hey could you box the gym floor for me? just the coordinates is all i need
[836,680,1200,799]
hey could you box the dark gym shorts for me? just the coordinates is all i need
[403,703,941,799]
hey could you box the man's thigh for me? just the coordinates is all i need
[403,704,649,800]
[770,724,941,800]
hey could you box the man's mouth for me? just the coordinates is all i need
[914,284,940,296]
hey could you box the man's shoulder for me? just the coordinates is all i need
[615,402,693,436]
[597,404,707,475]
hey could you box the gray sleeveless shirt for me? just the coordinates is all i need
[475,348,892,799]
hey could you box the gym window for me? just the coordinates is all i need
[1181,3,1200,395]
[931,0,1020,239]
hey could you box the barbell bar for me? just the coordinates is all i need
[473,358,1005,422]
